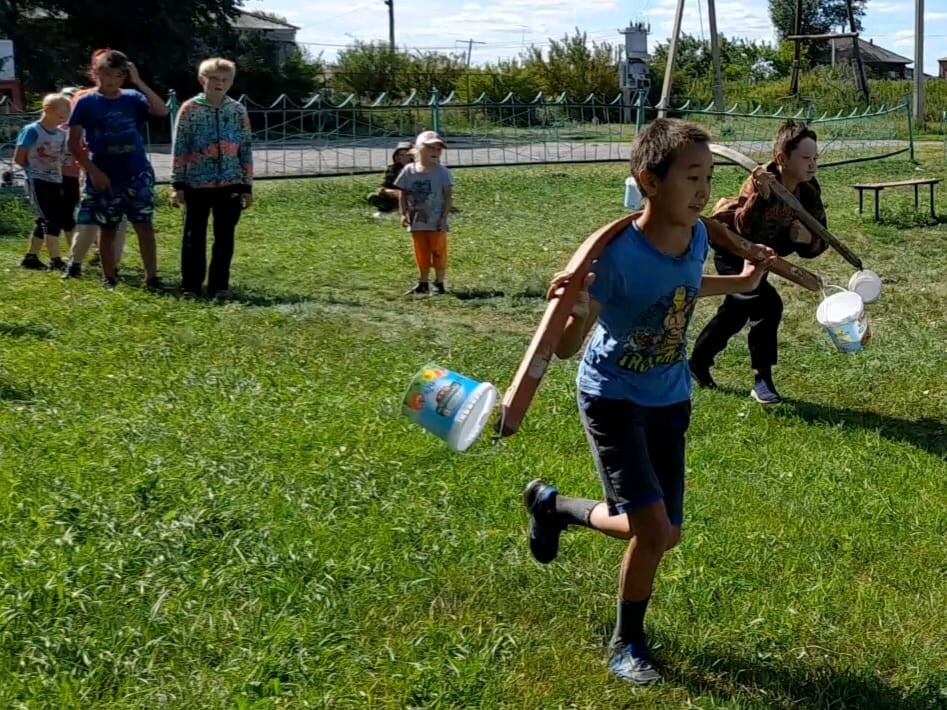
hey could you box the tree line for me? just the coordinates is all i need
[2,0,869,106]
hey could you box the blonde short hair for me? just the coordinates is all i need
[198,58,236,78]
[41,93,71,112]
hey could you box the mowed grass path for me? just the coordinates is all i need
[0,152,945,708]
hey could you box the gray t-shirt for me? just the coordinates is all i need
[394,162,454,232]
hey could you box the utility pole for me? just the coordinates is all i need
[658,0,686,117]
[458,38,486,101]
[384,0,395,51]
[462,38,486,67]
[706,0,725,112]
[915,0,924,126]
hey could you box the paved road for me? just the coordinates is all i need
[1,138,926,186]
[143,139,921,181]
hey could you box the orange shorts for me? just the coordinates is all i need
[411,230,448,271]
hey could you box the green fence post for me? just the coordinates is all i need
[905,92,915,163]
[635,89,645,132]
[167,90,178,134]
[432,88,440,132]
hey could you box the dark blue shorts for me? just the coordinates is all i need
[578,392,691,525]
[77,168,155,228]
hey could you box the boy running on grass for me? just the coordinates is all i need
[524,118,775,686]
[689,120,828,404]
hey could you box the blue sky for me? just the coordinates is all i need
[251,0,947,72]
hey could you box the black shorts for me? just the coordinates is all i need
[578,392,691,525]
[61,175,80,232]
[27,178,71,237]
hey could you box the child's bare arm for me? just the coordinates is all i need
[13,147,27,168]
[127,63,169,117]
[438,186,453,231]
[399,190,409,227]
[699,249,776,296]
[68,126,91,172]
[547,271,599,359]
[69,125,109,190]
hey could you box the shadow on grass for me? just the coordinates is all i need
[0,322,53,339]
[708,385,945,460]
[775,397,946,461]
[663,643,944,709]
[0,380,34,401]
[104,268,322,307]
[452,287,546,302]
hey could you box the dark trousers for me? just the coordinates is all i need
[691,278,783,374]
[181,187,243,294]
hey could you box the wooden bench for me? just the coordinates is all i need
[853,178,940,221]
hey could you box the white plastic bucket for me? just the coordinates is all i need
[624,176,643,210]
[848,269,882,304]
[816,287,871,353]
[402,364,497,452]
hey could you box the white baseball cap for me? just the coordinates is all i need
[415,130,446,147]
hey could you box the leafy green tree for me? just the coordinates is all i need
[768,0,868,63]
[521,29,619,99]
[0,0,322,105]
[330,42,412,96]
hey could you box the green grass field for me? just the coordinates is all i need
[0,150,945,708]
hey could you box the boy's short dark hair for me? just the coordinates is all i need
[90,49,129,72]
[629,118,711,196]
[773,120,817,159]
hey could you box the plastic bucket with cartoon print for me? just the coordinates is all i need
[624,176,643,210]
[402,364,497,451]
[816,286,871,353]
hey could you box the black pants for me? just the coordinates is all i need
[181,187,243,294]
[691,277,783,374]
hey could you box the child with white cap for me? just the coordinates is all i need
[394,130,454,295]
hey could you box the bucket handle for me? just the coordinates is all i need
[820,284,849,299]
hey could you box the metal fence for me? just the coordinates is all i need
[0,91,915,191]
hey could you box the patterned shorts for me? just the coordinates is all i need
[77,168,155,228]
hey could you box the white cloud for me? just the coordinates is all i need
[873,2,911,12]
[645,0,773,46]
[247,0,947,69]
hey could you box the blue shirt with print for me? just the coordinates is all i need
[68,90,151,188]
[576,219,709,407]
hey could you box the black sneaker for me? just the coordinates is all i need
[49,257,67,272]
[20,254,47,270]
[89,252,101,267]
[144,276,164,291]
[405,282,430,296]
[751,376,782,405]
[62,263,82,279]
[102,276,118,290]
[523,479,564,564]
[432,282,446,295]
[688,359,717,389]
[610,640,662,685]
